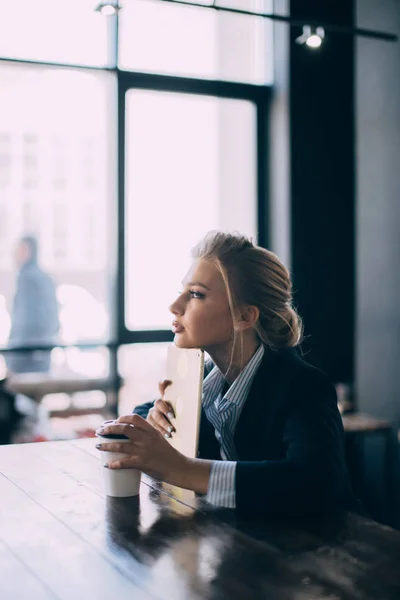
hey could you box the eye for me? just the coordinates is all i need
[189,290,205,299]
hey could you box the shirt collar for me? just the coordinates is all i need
[203,344,264,407]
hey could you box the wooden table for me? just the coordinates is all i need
[1,439,400,600]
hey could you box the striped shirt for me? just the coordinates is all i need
[203,344,265,508]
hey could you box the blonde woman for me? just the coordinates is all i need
[96,232,353,517]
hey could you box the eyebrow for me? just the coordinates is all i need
[182,281,211,291]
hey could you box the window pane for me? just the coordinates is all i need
[118,343,170,415]
[0,0,109,66]
[125,90,257,331]
[0,63,116,376]
[119,0,273,84]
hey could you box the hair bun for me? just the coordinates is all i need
[265,306,302,349]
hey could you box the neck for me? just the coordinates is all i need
[205,331,260,384]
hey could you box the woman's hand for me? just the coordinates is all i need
[96,414,186,484]
[147,379,176,439]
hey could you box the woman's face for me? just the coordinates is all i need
[169,258,234,351]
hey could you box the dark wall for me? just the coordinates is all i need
[355,0,400,525]
[289,0,355,383]
[356,0,400,426]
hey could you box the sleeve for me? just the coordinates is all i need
[8,274,31,344]
[205,460,237,508]
[132,400,155,419]
[235,371,350,518]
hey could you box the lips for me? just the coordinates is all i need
[172,321,185,334]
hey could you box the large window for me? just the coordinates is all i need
[0,63,115,377]
[119,0,273,84]
[0,0,272,426]
[125,90,257,330]
[0,0,110,66]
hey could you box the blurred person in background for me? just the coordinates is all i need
[6,235,59,374]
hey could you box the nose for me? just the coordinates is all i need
[169,294,184,316]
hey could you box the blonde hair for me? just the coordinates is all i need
[192,231,302,366]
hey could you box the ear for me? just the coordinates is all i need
[235,305,259,331]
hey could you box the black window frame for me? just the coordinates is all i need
[0,10,272,413]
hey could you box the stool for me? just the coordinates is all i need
[342,412,394,521]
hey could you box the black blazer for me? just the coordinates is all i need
[134,347,354,518]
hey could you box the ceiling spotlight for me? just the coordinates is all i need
[296,25,325,49]
[95,1,120,16]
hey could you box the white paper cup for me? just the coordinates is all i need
[96,429,141,498]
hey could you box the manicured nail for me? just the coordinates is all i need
[95,444,101,450]
[164,432,171,439]
[167,426,173,433]
[103,463,109,468]
[167,412,174,420]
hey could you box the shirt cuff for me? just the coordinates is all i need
[205,460,237,508]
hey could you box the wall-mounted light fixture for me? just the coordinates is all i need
[93,0,397,44]
[295,25,325,49]
[95,1,121,16]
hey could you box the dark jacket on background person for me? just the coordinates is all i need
[0,378,23,445]
[6,260,59,374]
[134,347,356,518]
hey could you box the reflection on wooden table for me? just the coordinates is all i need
[0,438,399,600]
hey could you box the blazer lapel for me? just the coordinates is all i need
[233,348,298,459]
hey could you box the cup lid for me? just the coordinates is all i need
[96,432,129,440]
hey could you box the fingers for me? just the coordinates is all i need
[102,412,173,443]
[147,414,173,439]
[95,440,136,454]
[106,455,141,470]
[115,413,153,431]
[154,398,175,421]
[158,379,172,398]
[156,379,175,426]
[98,414,152,437]
[148,404,175,439]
